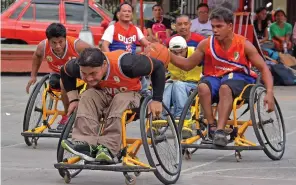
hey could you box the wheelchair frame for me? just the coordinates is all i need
[54,96,182,185]
[179,83,286,162]
[21,74,86,148]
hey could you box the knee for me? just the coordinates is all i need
[49,74,61,90]
[219,84,232,97]
[198,83,210,97]
[80,88,97,100]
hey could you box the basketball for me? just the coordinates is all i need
[147,43,170,67]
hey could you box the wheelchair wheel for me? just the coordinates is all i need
[57,111,82,178]
[178,88,203,155]
[23,74,53,146]
[250,84,286,160]
[140,96,182,184]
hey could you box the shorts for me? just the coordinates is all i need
[199,72,256,103]
[49,73,85,91]
[49,73,61,90]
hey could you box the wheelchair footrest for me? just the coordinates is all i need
[182,144,263,150]
[54,163,156,172]
[21,132,70,138]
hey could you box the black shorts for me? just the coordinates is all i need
[49,73,61,90]
[199,72,256,103]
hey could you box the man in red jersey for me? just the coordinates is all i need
[169,7,275,147]
[26,23,91,131]
[165,15,205,48]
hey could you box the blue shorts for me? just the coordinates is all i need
[199,72,256,103]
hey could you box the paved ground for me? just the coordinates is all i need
[1,75,296,185]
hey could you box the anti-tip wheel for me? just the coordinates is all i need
[134,172,141,177]
[64,170,71,184]
[235,150,242,162]
[125,175,136,185]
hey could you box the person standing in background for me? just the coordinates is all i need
[146,4,172,44]
[190,3,212,38]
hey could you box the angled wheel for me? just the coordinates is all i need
[250,84,286,160]
[178,88,204,155]
[140,96,182,184]
[23,74,53,146]
[57,111,82,178]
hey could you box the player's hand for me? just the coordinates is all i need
[143,42,152,55]
[67,101,79,116]
[26,77,37,94]
[264,91,275,113]
[148,100,162,119]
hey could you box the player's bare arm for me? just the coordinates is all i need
[244,40,275,111]
[169,39,207,71]
[26,41,45,93]
[101,40,111,52]
[75,39,93,54]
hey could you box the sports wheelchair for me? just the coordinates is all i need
[178,75,286,162]
[21,74,86,148]
[54,96,182,185]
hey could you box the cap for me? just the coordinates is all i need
[169,36,187,50]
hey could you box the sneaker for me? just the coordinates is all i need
[56,124,66,131]
[213,130,228,147]
[95,145,114,163]
[61,140,96,161]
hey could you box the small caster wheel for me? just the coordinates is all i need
[235,150,242,162]
[64,170,71,184]
[31,138,38,149]
[184,149,192,160]
[125,175,136,185]
[134,172,141,177]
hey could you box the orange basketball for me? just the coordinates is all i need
[147,43,170,67]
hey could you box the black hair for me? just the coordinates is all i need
[77,48,106,67]
[255,7,267,14]
[196,3,209,11]
[176,14,190,22]
[152,3,162,10]
[113,7,120,22]
[45,23,66,40]
[209,7,233,24]
[274,9,286,18]
[118,1,134,12]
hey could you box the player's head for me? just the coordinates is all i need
[46,23,67,56]
[77,48,108,87]
[209,7,233,41]
[152,4,163,18]
[169,36,188,57]
[175,15,191,37]
[118,2,133,22]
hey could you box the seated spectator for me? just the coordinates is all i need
[164,36,202,138]
[146,4,171,44]
[269,9,293,53]
[165,15,205,48]
[190,3,212,37]
[254,7,269,44]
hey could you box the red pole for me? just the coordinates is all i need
[140,0,144,51]
[120,0,124,3]
[140,0,144,32]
